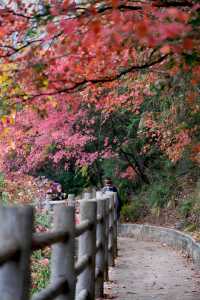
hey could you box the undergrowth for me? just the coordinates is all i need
[120,158,200,228]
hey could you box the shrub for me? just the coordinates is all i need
[179,199,193,218]
[35,210,51,230]
[31,249,50,294]
[178,179,200,226]
[147,175,178,211]
[120,199,147,222]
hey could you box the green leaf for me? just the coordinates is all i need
[184,53,199,66]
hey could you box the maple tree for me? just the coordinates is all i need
[0,0,199,177]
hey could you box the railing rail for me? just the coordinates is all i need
[0,191,118,300]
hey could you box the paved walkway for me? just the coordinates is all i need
[104,237,200,300]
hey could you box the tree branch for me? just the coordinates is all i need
[154,0,193,8]
[26,53,169,99]
[0,39,43,58]
[76,0,194,16]
[1,0,194,22]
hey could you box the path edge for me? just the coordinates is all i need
[119,223,200,266]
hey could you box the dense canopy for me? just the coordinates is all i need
[0,0,199,179]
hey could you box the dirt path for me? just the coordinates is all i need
[104,237,200,300]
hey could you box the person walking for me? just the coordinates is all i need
[102,177,122,219]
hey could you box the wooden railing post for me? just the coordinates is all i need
[67,194,75,207]
[113,192,118,259]
[91,188,96,198]
[108,195,115,267]
[76,200,97,300]
[0,206,33,300]
[51,205,75,300]
[95,198,106,298]
[83,192,92,200]
[104,197,109,281]
[96,191,103,199]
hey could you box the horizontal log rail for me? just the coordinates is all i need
[95,267,103,280]
[75,219,94,237]
[32,230,70,250]
[75,254,91,276]
[96,240,103,252]
[32,278,69,300]
[0,191,118,300]
[76,289,89,300]
[0,240,20,265]
[97,214,103,223]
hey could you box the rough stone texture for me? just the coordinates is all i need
[119,224,200,266]
[104,237,200,300]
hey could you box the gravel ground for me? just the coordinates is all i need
[104,237,200,300]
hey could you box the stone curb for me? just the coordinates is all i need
[119,223,200,266]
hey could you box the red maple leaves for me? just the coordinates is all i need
[0,0,199,173]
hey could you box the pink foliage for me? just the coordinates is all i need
[120,166,137,180]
